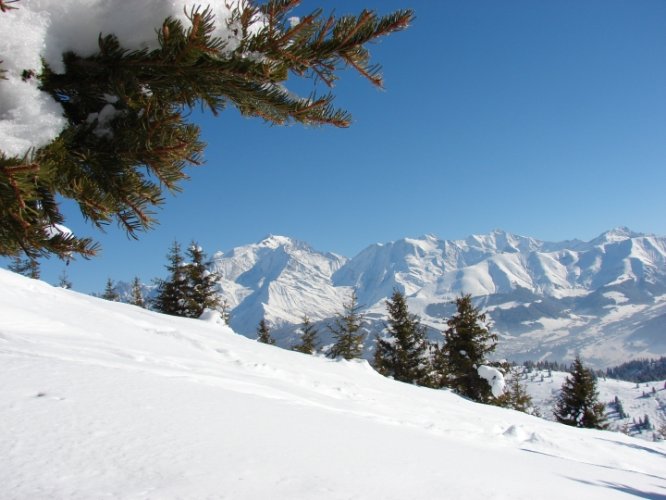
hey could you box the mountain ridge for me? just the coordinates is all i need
[198,229,665,368]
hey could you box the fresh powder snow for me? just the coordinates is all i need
[1,268,665,499]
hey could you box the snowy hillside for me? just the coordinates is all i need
[1,268,666,499]
[208,229,666,368]
[522,370,666,441]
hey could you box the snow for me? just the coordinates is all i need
[206,231,666,368]
[1,268,666,499]
[0,0,263,156]
[478,364,506,398]
[524,369,666,442]
[44,223,73,239]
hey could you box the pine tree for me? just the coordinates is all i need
[495,367,534,414]
[327,290,365,360]
[292,314,319,355]
[184,242,220,318]
[7,255,40,279]
[553,356,607,429]
[101,278,120,301]
[219,299,231,325]
[433,294,498,402]
[257,319,275,345]
[57,268,72,289]
[128,276,145,308]
[373,289,429,384]
[0,3,413,260]
[153,241,190,316]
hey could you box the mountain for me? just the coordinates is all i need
[1,269,665,498]
[211,229,666,368]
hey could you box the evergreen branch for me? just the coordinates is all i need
[0,0,19,13]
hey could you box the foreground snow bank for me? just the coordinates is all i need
[1,269,665,499]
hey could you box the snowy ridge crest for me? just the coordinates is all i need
[211,229,666,367]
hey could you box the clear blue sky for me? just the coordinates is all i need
[13,0,666,293]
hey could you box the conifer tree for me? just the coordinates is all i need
[327,290,365,360]
[184,241,220,318]
[219,298,231,326]
[7,255,40,279]
[57,268,72,289]
[292,314,319,355]
[153,241,190,316]
[495,367,534,414]
[101,278,120,301]
[0,2,413,260]
[553,356,607,429]
[433,294,498,402]
[257,319,275,345]
[373,289,429,384]
[128,276,146,308]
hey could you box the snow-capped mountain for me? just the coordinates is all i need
[211,235,350,332]
[211,229,666,368]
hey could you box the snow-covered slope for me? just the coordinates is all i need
[522,369,666,441]
[210,229,666,367]
[2,269,665,499]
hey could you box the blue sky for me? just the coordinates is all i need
[13,0,666,292]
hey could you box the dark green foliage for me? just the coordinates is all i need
[101,278,120,301]
[257,319,275,345]
[373,289,429,384]
[0,3,413,260]
[327,290,365,360]
[128,276,145,308]
[7,255,40,279]
[184,242,220,318]
[153,241,189,316]
[433,294,498,402]
[292,314,319,354]
[553,356,607,429]
[605,357,666,383]
[154,240,220,318]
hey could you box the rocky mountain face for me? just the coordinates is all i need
[210,229,666,368]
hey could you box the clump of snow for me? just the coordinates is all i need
[86,103,124,139]
[199,308,230,328]
[478,364,506,398]
[0,0,265,156]
[44,223,73,239]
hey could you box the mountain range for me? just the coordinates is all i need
[205,228,666,368]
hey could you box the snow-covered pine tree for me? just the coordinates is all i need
[553,356,607,429]
[101,278,120,301]
[292,314,319,355]
[153,241,190,316]
[0,2,413,260]
[128,276,146,308]
[257,319,275,345]
[184,242,220,318]
[373,289,429,385]
[327,290,365,360]
[495,367,535,414]
[433,294,498,402]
